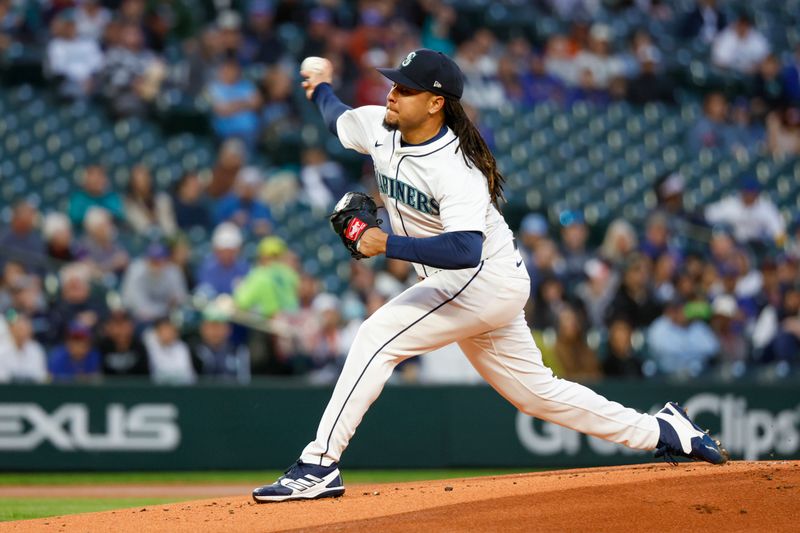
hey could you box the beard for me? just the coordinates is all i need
[382,114,399,132]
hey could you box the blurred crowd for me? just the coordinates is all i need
[2,1,798,155]
[1,0,800,385]
[518,172,800,382]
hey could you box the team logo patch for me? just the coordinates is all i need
[401,51,416,67]
[345,217,368,242]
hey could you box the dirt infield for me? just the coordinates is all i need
[2,461,798,532]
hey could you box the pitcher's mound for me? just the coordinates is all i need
[4,461,799,532]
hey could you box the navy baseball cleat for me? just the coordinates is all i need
[252,460,345,503]
[654,402,729,465]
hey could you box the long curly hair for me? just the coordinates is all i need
[443,98,505,207]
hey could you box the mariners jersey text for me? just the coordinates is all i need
[375,172,440,216]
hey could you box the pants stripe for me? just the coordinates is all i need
[320,261,485,464]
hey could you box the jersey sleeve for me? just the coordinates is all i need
[335,106,387,155]
[434,161,489,234]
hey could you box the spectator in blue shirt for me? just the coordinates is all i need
[558,210,592,290]
[783,44,800,104]
[196,222,250,296]
[646,297,719,378]
[566,68,610,107]
[48,321,102,382]
[521,53,566,106]
[639,212,674,261]
[687,92,731,152]
[208,56,261,152]
[172,171,212,231]
[214,167,273,236]
[726,98,765,154]
[0,200,45,274]
[240,0,285,66]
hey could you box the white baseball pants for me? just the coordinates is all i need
[300,254,660,466]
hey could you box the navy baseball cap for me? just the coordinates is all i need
[377,49,464,99]
[739,176,761,192]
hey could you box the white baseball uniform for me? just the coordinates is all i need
[300,106,660,466]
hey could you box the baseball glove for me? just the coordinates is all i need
[330,192,382,259]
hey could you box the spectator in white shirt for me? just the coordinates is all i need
[143,316,196,384]
[711,12,769,75]
[705,176,786,245]
[0,311,48,384]
[46,9,104,99]
[75,0,111,42]
[544,34,578,87]
[573,23,624,89]
[455,30,506,110]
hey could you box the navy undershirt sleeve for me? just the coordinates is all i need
[312,83,351,137]
[385,231,483,270]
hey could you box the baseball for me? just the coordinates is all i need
[300,56,327,74]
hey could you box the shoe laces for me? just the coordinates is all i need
[655,445,679,466]
[282,460,305,477]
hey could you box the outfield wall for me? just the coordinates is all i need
[0,381,798,470]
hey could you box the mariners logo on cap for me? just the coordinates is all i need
[401,51,416,67]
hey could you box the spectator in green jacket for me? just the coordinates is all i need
[233,236,299,318]
[67,165,126,227]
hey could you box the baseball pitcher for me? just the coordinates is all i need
[252,49,727,503]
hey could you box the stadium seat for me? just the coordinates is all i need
[86,131,115,157]
[302,258,320,277]
[316,245,336,268]
[323,274,343,294]
[625,115,645,137]
[29,160,57,186]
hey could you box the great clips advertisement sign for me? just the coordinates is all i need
[515,393,800,462]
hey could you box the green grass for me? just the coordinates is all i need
[0,498,185,522]
[0,469,534,522]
